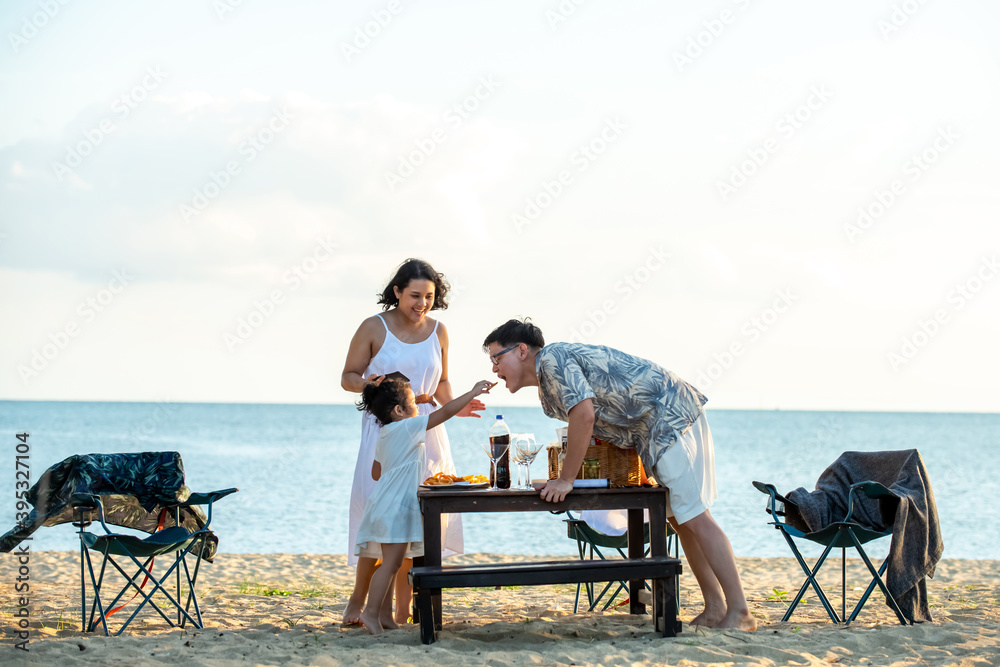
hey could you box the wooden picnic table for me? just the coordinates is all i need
[410,486,682,644]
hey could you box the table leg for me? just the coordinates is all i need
[665,571,680,636]
[648,493,667,558]
[412,556,423,623]
[417,585,435,644]
[423,508,443,631]
[627,508,645,615]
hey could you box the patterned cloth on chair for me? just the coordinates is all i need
[0,451,218,561]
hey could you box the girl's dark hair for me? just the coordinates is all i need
[483,318,545,351]
[356,378,410,427]
[377,258,450,312]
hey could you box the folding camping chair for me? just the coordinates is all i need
[74,487,237,635]
[0,451,237,636]
[753,480,907,625]
[564,510,678,612]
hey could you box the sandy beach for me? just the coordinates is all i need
[1,551,997,666]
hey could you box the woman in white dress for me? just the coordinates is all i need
[340,259,484,625]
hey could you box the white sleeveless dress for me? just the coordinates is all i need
[347,315,464,565]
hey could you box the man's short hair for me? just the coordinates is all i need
[483,318,545,351]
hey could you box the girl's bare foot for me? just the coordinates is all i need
[342,602,363,626]
[714,608,758,631]
[689,605,725,627]
[360,610,384,635]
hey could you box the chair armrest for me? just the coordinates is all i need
[70,493,99,510]
[186,488,239,505]
[851,481,894,498]
[70,494,115,533]
[844,481,895,521]
[752,481,786,519]
[184,488,238,530]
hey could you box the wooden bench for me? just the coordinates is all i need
[409,556,682,644]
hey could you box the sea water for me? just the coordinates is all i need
[1,401,996,560]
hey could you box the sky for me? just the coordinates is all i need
[1,1,998,412]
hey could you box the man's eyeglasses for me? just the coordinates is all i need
[489,344,520,365]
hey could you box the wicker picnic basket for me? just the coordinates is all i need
[547,438,646,487]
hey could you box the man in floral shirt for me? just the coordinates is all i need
[484,318,755,631]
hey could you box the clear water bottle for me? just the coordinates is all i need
[489,414,511,489]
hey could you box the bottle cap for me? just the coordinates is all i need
[496,414,503,419]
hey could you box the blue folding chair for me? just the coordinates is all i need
[74,487,237,635]
[0,451,237,636]
[564,510,678,612]
[753,480,907,625]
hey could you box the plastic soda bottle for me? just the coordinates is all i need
[489,414,511,489]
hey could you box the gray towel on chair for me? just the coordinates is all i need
[787,449,942,623]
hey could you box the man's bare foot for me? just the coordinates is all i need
[360,610,384,635]
[689,607,725,627]
[714,608,757,631]
[342,602,363,626]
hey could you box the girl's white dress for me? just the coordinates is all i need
[355,415,428,558]
[347,315,463,565]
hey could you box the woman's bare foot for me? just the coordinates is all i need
[393,610,411,625]
[714,608,758,631]
[342,602,363,626]
[379,615,400,630]
[360,610,384,635]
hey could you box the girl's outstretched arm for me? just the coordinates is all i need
[427,380,496,430]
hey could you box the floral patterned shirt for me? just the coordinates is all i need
[535,342,708,470]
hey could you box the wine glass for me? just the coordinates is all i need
[479,439,508,492]
[514,433,542,490]
[510,435,527,489]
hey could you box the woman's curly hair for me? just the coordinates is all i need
[377,258,450,311]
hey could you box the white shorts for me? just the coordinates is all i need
[650,412,717,525]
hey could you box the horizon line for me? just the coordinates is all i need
[0,397,997,416]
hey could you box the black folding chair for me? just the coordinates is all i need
[0,451,237,636]
[753,480,907,625]
[74,488,237,635]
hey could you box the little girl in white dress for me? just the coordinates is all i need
[354,376,494,635]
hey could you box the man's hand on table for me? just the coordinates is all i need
[539,478,573,503]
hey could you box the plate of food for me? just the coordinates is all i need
[420,472,489,489]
